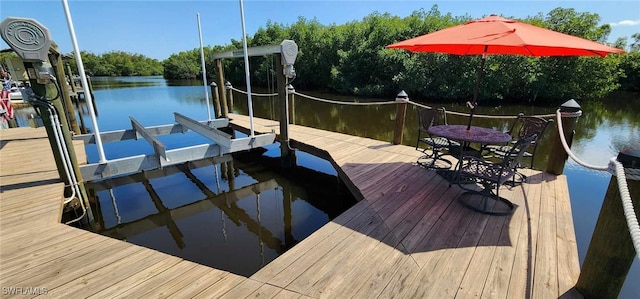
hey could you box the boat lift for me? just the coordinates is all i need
[75,112,275,181]
[76,38,300,180]
[211,40,298,168]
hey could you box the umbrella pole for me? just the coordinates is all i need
[467,46,488,131]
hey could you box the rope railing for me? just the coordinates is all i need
[230,86,278,97]
[293,91,397,106]
[406,100,557,119]
[555,109,640,262]
[230,86,557,120]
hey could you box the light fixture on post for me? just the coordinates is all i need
[393,90,409,145]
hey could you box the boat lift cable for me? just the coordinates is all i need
[238,0,255,137]
[554,109,640,262]
[44,80,87,224]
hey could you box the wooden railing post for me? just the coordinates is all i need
[23,61,89,215]
[215,59,228,117]
[210,82,221,117]
[50,49,80,134]
[545,99,582,174]
[225,81,234,114]
[576,144,640,298]
[392,90,409,145]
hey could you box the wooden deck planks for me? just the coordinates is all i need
[230,113,580,298]
[554,174,582,298]
[0,115,581,299]
[533,172,560,298]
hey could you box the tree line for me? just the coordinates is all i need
[3,5,636,103]
[168,6,640,103]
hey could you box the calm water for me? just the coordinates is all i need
[15,76,638,296]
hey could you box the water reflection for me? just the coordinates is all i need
[87,147,356,276]
[90,76,167,90]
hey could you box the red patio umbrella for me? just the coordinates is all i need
[386,15,624,129]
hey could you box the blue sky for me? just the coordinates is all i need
[1,0,638,60]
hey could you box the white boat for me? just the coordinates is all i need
[9,86,24,102]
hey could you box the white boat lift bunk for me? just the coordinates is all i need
[75,113,275,181]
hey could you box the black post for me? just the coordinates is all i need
[210,82,221,117]
[468,46,487,131]
[275,54,295,168]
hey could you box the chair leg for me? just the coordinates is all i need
[457,184,515,216]
[417,148,453,170]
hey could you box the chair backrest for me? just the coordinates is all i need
[509,114,553,144]
[501,133,538,171]
[510,114,554,168]
[417,107,447,130]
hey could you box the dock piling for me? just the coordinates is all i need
[215,59,228,117]
[210,82,221,117]
[392,90,409,145]
[50,49,80,134]
[225,81,234,114]
[546,99,582,175]
[576,144,640,298]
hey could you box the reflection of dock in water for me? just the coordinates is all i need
[90,157,293,252]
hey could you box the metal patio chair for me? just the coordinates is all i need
[487,114,553,169]
[485,114,553,184]
[416,107,459,169]
[457,133,537,216]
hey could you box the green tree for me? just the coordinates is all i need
[163,5,636,103]
[163,50,200,79]
[618,33,640,92]
[66,51,163,76]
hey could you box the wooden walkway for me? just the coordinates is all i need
[0,117,581,298]
[229,114,581,298]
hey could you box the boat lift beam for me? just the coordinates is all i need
[79,144,230,181]
[211,44,283,59]
[74,118,229,144]
[130,117,168,162]
[174,113,275,153]
[78,113,274,181]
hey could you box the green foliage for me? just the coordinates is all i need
[66,51,163,76]
[618,52,640,92]
[201,5,635,103]
[82,4,637,103]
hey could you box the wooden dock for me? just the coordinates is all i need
[0,115,581,298]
